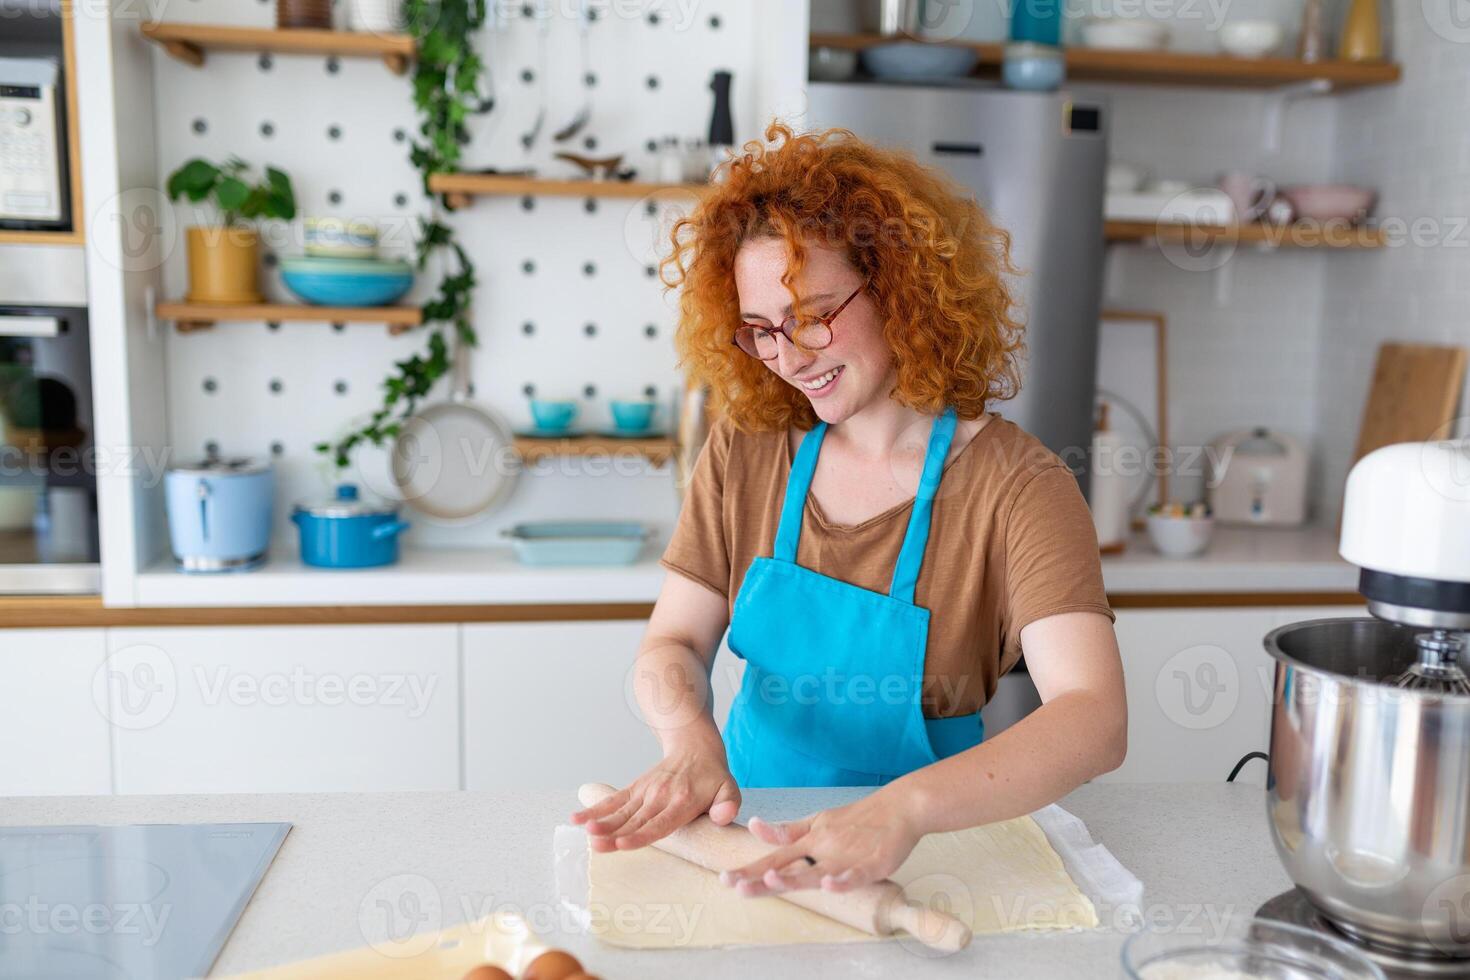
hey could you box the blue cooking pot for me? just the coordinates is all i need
[292,484,409,568]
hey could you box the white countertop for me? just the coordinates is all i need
[1,783,1292,979]
[1100,524,1356,594]
[127,525,1355,608]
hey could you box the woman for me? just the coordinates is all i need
[572,123,1126,898]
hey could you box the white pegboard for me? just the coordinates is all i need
[149,0,762,548]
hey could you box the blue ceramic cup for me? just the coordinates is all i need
[530,399,578,432]
[610,400,655,432]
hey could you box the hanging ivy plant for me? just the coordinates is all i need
[317,0,488,468]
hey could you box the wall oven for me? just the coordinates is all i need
[0,303,97,593]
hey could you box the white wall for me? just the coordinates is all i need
[1315,1,1470,521]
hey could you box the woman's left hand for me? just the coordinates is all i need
[718,789,924,896]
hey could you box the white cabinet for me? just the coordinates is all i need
[0,629,111,796]
[463,621,661,791]
[106,625,460,794]
[1101,605,1365,786]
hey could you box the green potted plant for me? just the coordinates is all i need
[166,157,296,304]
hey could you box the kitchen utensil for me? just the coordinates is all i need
[576,782,972,953]
[292,484,409,568]
[609,399,655,432]
[1218,20,1284,58]
[520,0,550,153]
[1123,918,1385,980]
[1338,0,1384,61]
[165,456,273,572]
[1351,342,1467,468]
[1081,18,1169,50]
[276,0,332,29]
[553,151,623,180]
[1279,184,1375,222]
[553,0,592,143]
[1218,172,1274,223]
[529,398,577,432]
[1264,438,1470,963]
[707,69,735,176]
[0,822,289,979]
[502,521,651,566]
[1207,428,1308,526]
[391,331,518,523]
[1002,42,1064,91]
[862,41,978,80]
[809,46,859,81]
[303,217,379,258]
[1145,510,1214,557]
[280,256,413,307]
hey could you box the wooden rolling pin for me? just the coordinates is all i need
[577,782,971,953]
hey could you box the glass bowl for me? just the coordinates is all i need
[1122,919,1385,980]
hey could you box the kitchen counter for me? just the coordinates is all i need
[1101,524,1356,595]
[116,524,1355,610]
[1,783,1291,978]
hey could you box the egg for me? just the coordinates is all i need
[521,949,583,980]
[461,966,513,980]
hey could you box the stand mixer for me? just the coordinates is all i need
[1259,438,1470,977]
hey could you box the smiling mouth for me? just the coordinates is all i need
[799,365,844,392]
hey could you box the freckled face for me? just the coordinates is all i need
[733,238,894,425]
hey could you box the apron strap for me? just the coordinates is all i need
[772,422,828,562]
[889,406,958,603]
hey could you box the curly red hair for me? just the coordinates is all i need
[661,121,1024,432]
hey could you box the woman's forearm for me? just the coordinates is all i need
[888,689,1127,836]
[631,638,724,756]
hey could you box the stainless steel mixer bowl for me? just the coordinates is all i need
[1265,617,1470,960]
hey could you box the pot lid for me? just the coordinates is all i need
[294,483,398,518]
[169,455,270,476]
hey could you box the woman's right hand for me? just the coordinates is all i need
[570,740,741,852]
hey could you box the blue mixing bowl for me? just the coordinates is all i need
[280,256,414,307]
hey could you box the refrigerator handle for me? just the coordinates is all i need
[932,142,984,157]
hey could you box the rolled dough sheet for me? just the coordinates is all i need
[586,814,1098,949]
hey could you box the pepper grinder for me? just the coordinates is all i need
[707,70,734,182]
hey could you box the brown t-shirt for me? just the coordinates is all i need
[661,413,1114,718]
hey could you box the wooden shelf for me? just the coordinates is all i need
[513,435,676,466]
[1104,220,1386,248]
[140,22,415,75]
[156,301,423,334]
[428,172,707,208]
[0,229,84,247]
[809,33,1400,90]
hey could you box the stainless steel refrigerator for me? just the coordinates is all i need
[806,82,1108,489]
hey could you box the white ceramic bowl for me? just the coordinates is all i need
[1082,18,1170,51]
[1218,20,1284,58]
[1146,513,1215,558]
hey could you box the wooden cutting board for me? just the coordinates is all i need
[1353,342,1467,464]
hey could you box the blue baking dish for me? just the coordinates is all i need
[502,521,652,566]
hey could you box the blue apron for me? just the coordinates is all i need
[724,406,984,787]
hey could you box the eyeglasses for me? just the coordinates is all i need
[732,281,867,361]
